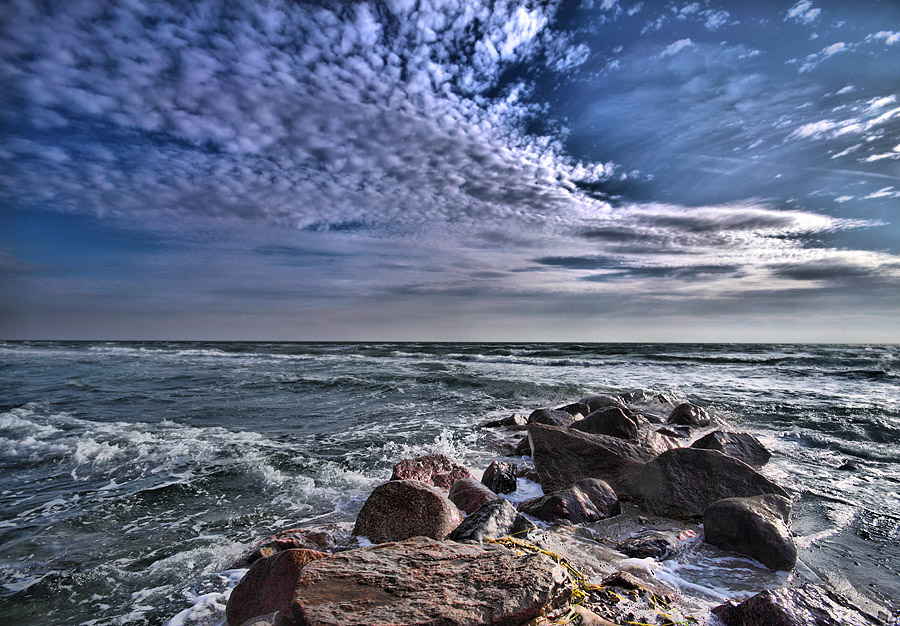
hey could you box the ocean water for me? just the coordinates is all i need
[0,341,897,624]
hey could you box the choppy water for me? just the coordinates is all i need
[0,342,897,624]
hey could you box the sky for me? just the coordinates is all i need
[1,0,898,342]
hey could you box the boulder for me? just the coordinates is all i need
[527,408,576,427]
[448,498,536,542]
[448,478,499,514]
[616,529,694,560]
[711,584,878,626]
[578,394,626,412]
[518,479,619,525]
[704,494,797,571]
[619,448,789,520]
[483,414,527,428]
[570,407,639,441]
[528,423,654,493]
[390,454,471,489]
[691,431,771,468]
[225,549,327,626]
[655,426,691,439]
[667,402,710,427]
[557,402,591,418]
[638,430,686,456]
[228,528,334,570]
[352,479,463,543]
[512,435,532,457]
[482,460,518,495]
[291,536,570,626]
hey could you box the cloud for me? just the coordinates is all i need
[659,38,694,58]
[785,1,821,24]
[868,31,899,46]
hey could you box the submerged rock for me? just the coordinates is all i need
[691,430,771,468]
[619,448,788,519]
[482,460,518,495]
[667,402,710,427]
[390,454,471,489]
[704,494,797,571]
[352,479,462,543]
[518,478,619,525]
[291,536,570,626]
[448,477,499,514]
[448,498,536,542]
[228,528,334,570]
[616,530,689,560]
[528,423,653,493]
[570,407,639,441]
[527,408,576,427]
[711,584,879,626]
[225,549,327,626]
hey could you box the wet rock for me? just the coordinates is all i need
[691,431,771,468]
[518,479,619,525]
[619,448,789,520]
[448,478,499,514]
[655,426,692,439]
[512,434,532,456]
[528,423,654,493]
[390,454,471,489]
[557,402,592,418]
[570,407,639,441]
[483,414,527,428]
[482,460,518,495]
[711,583,878,626]
[448,498,536,542]
[617,531,683,560]
[228,528,334,570]
[638,430,685,456]
[291,536,570,626]
[352,479,463,543]
[579,394,627,412]
[527,408,576,427]
[667,402,710,427]
[226,549,327,626]
[704,494,797,571]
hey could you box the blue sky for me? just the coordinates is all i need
[1,0,898,341]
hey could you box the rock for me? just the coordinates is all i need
[448,478,499,514]
[571,478,620,518]
[691,431,771,468]
[711,583,879,626]
[352,479,463,543]
[512,435,532,456]
[579,394,626,412]
[527,408,576,427]
[639,430,686,455]
[528,423,654,493]
[704,494,797,571]
[619,448,789,520]
[483,414,527,428]
[838,461,859,471]
[667,402,710,427]
[390,454,471,489]
[518,479,619,525]
[291,536,570,626]
[228,528,334,570]
[637,411,667,424]
[655,426,691,439]
[448,498,536,542]
[616,530,697,561]
[225,549,327,626]
[557,402,591,418]
[482,460,518,495]
[571,605,619,626]
[570,407,639,440]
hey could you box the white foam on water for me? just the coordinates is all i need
[499,477,544,504]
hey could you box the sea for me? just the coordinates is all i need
[0,341,897,625]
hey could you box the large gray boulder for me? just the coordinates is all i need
[691,431,771,468]
[448,498,536,542]
[518,478,619,525]
[225,549,327,626]
[448,478,499,514]
[291,536,570,626]
[390,454,471,489]
[482,460,518,495]
[527,408,576,427]
[667,402,710,427]
[619,448,788,519]
[704,494,797,571]
[570,407,639,441]
[352,479,463,543]
[528,423,654,493]
[711,584,879,626]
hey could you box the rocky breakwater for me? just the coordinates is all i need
[224,392,875,626]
